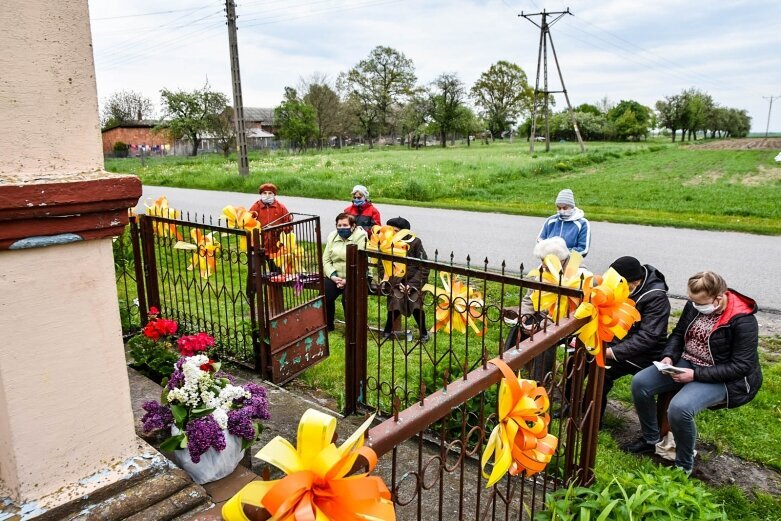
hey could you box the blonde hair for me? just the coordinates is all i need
[687,271,727,297]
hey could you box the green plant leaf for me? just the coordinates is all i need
[171,404,187,424]
[159,433,185,452]
[190,407,216,419]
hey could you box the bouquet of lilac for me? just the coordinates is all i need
[141,354,270,483]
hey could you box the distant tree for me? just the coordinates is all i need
[337,46,417,146]
[397,94,430,148]
[655,93,688,142]
[681,89,714,141]
[159,83,229,156]
[454,106,483,147]
[101,90,154,128]
[209,107,236,158]
[574,103,602,116]
[596,96,615,115]
[274,87,318,151]
[470,61,533,138]
[428,73,466,147]
[300,73,342,148]
[607,100,652,140]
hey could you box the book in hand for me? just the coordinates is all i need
[653,361,687,375]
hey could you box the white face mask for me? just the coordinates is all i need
[558,209,574,219]
[692,302,717,314]
[260,194,275,205]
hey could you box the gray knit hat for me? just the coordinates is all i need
[555,189,575,207]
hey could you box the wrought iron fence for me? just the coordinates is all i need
[113,215,145,336]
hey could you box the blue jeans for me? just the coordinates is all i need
[631,359,726,471]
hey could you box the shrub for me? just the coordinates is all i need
[113,141,130,158]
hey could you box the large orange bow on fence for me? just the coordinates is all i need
[222,409,395,521]
[480,358,558,488]
[367,225,415,281]
[573,268,641,367]
[174,229,220,279]
[527,252,590,322]
[222,205,260,251]
[422,272,486,336]
[145,196,183,240]
[269,231,305,275]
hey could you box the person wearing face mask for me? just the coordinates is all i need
[537,188,590,257]
[322,213,368,331]
[344,184,382,233]
[627,271,762,475]
[249,183,293,263]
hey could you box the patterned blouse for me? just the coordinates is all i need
[682,312,721,367]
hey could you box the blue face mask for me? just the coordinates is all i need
[352,199,365,206]
[337,228,352,239]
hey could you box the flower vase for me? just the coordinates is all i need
[170,426,244,484]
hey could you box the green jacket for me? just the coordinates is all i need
[322,227,367,278]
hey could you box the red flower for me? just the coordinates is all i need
[177,332,215,357]
[200,359,216,372]
[142,315,178,341]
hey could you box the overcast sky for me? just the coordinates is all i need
[89,0,781,132]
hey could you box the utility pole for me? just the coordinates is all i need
[763,95,780,138]
[225,0,249,176]
[520,8,585,153]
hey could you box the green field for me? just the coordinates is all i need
[106,140,781,235]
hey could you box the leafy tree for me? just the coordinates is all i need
[470,61,533,138]
[607,100,652,140]
[398,94,430,148]
[681,89,714,141]
[300,74,342,148]
[574,103,602,116]
[337,46,417,147]
[655,93,688,142]
[454,106,483,147]
[274,87,317,151]
[209,107,236,158]
[428,73,466,147]
[159,83,229,156]
[101,90,154,128]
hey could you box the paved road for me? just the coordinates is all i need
[138,186,781,311]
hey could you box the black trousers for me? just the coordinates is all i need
[383,309,427,336]
[324,278,345,331]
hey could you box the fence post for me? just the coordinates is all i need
[344,244,368,415]
[138,215,161,312]
[129,214,147,325]
[249,228,269,378]
[578,348,605,486]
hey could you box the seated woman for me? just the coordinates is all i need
[344,184,381,233]
[380,217,430,342]
[322,213,367,331]
[627,271,762,474]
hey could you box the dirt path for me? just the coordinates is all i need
[686,137,781,150]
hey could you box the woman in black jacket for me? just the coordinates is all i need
[627,271,762,474]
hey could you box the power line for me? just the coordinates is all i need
[91,5,213,21]
[241,0,400,28]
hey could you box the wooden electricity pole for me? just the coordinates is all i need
[521,8,585,153]
[226,0,249,176]
[763,95,780,138]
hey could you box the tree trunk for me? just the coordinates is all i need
[467,134,471,147]
[440,129,446,147]
[671,129,676,142]
[191,137,200,156]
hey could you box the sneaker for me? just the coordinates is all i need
[420,333,430,343]
[624,437,658,454]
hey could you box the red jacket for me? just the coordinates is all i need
[249,199,292,253]
[344,202,381,232]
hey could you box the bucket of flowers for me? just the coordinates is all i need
[140,333,270,484]
[128,307,180,383]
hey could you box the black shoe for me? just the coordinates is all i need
[420,333,430,343]
[624,437,658,454]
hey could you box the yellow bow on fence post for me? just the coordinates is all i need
[145,195,183,240]
[222,409,395,521]
[222,205,260,251]
[367,225,415,281]
[422,272,487,336]
[527,252,590,322]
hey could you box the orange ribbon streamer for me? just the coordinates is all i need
[480,358,558,488]
[422,272,486,336]
[145,196,183,240]
[527,252,590,322]
[573,268,641,367]
[174,229,220,279]
[222,205,260,251]
[367,225,415,281]
[268,231,305,275]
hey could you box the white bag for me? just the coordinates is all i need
[655,432,697,462]
[170,426,245,484]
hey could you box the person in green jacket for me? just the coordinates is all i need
[322,213,368,331]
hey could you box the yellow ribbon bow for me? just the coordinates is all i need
[367,225,415,281]
[422,272,486,336]
[527,252,590,322]
[573,268,641,367]
[144,196,183,240]
[174,229,220,279]
[480,358,558,488]
[269,231,305,275]
[222,205,260,251]
[222,409,395,521]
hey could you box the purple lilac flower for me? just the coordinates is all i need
[227,408,256,440]
[214,371,236,385]
[242,383,271,420]
[166,359,185,390]
[185,415,226,464]
[141,401,173,433]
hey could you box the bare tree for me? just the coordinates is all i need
[101,90,154,128]
[300,73,342,148]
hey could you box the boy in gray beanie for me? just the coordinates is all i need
[537,188,591,257]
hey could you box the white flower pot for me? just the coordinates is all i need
[170,426,245,484]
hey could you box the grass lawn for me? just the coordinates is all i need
[105,140,781,235]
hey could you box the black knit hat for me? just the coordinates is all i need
[386,216,411,230]
[610,256,644,282]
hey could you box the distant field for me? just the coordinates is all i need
[105,139,781,235]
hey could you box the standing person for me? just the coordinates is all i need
[249,183,292,270]
[537,188,590,257]
[598,256,671,426]
[381,217,430,342]
[627,271,762,474]
[344,184,381,233]
[322,213,368,331]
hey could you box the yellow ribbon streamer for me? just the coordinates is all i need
[222,409,395,521]
[174,229,220,279]
[527,252,590,322]
[480,359,558,488]
[144,196,183,240]
[269,231,305,275]
[222,205,260,251]
[573,268,641,367]
[367,225,415,281]
[422,272,486,336]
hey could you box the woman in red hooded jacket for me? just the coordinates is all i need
[343,184,381,233]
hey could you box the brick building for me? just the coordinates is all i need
[243,107,277,134]
[101,120,173,156]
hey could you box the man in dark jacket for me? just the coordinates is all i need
[599,256,671,425]
[627,271,762,474]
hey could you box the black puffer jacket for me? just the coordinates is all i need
[662,289,762,409]
[611,265,671,369]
